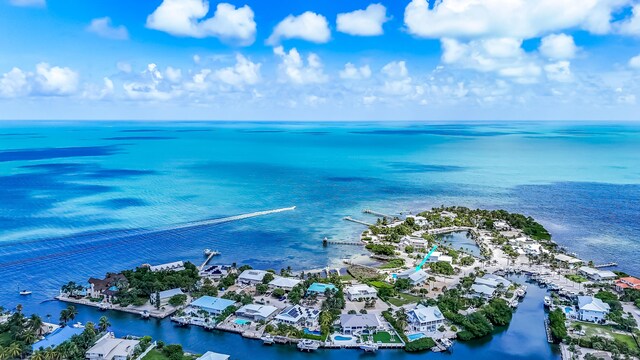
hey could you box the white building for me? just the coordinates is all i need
[339,314,383,334]
[578,267,617,282]
[428,252,453,264]
[401,236,429,251]
[440,211,457,219]
[268,277,301,291]
[237,270,269,285]
[493,220,510,231]
[577,296,610,323]
[274,305,320,327]
[554,254,583,267]
[190,296,236,316]
[148,261,185,272]
[235,304,278,322]
[406,215,428,226]
[199,265,230,280]
[150,288,184,306]
[345,284,378,301]
[196,352,230,360]
[470,284,496,298]
[470,274,511,298]
[85,333,139,360]
[396,269,428,286]
[407,305,445,332]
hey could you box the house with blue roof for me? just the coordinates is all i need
[306,283,337,296]
[32,326,85,351]
[190,296,236,316]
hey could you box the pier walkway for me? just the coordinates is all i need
[362,209,394,219]
[343,217,374,226]
[593,262,618,268]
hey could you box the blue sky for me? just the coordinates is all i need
[1,0,640,120]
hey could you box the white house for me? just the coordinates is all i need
[237,270,268,285]
[554,254,583,267]
[268,277,301,291]
[148,261,185,272]
[493,220,510,231]
[577,296,610,323]
[428,252,453,264]
[339,314,383,334]
[196,352,230,360]
[470,284,496,298]
[401,236,429,251]
[85,333,139,360]
[440,211,457,219]
[407,305,445,332]
[396,269,428,286]
[274,305,320,327]
[345,284,378,301]
[406,215,428,226]
[578,267,617,282]
[470,274,511,298]
[235,304,278,321]
[190,296,236,316]
[150,288,184,306]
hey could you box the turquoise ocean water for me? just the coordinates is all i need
[1,121,639,359]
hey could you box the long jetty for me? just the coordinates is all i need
[343,216,374,226]
[362,209,394,219]
[593,262,618,268]
[322,237,363,247]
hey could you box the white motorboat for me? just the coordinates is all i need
[359,341,379,352]
[261,334,274,345]
[544,296,552,308]
[297,339,320,351]
[19,290,32,296]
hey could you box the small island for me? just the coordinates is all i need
[2,206,634,359]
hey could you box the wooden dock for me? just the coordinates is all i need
[593,262,618,268]
[322,237,363,247]
[362,209,394,219]
[343,217,374,226]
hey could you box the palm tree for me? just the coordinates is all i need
[29,314,44,336]
[0,346,7,360]
[6,343,22,359]
[31,351,45,360]
[58,309,70,325]
[66,306,78,322]
[21,331,36,345]
[98,316,110,333]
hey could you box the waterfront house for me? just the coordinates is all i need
[427,251,453,264]
[470,274,511,298]
[577,296,610,323]
[235,304,279,321]
[85,333,139,360]
[554,254,583,267]
[147,261,185,272]
[274,305,320,327]
[470,284,496,298]
[150,288,184,307]
[615,276,640,292]
[401,236,429,251]
[493,220,510,231]
[190,296,236,316]
[306,283,337,296]
[200,265,230,280]
[339,313,383,334]
[405,215,429,226]
[440,211,457,219]
[237,270,269,285]
[396,269,428,286]
[268,277,301,291]
[32,326,84,351]
[196,352,230,360]
[578,267,617,282]
[345,284,378,301]
[87,273,128,301]
[407,304,445,332]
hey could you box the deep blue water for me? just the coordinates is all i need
[1,121,640,359]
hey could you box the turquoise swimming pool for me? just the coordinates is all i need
[334,336,352,341]
[234,319,250,325]
[407,333,425,341]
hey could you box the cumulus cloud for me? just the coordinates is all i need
[336,4,389,36]
[146,0,256,46]
[441,38,542,83]
[82,77,114,100]
[0,68,30,98]
[267,12,330,45]
[214,54,261,87]
[273,46,328,84]
[9,0,45,7]
[618,4,640,35]
[87,17,129,40]
[123,63,179,101]
[404,0,626,39]
[165,66,183,83]
[339,63,372,80]
[0,63,79,97]
[539,34,578,59]
[544,61,572,82]
[630,54,640,69]
[380,61,423,97]
[117,62,132,73]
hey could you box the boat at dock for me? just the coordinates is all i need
[98,302,111,311]
[297,339,320,352]
[261,334,274,345]
[141,310,150,319]
[359,341,379,352]
[204,249,221,256]
[544,296,552,308]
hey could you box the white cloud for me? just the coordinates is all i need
[193,55,201,64]
[544,61,572,82]
[34,63,79,95]
[539,34,578,59]
[165,66,183,83]
[336,4,389,36]
[630,54,640,69]
[123,63,179,101]
[9,0,45,7]
[618,4,640,35]
[82,77,114,100]
[214,54,261,87]
[380,61,422,96]
[117,62,132,73]
[273,46,328,84]
[86,17,129,40]
[146,0,256,46]
[441,38,542,83]
[0,68,30,98]
[339,63,372,80]
[267,12,330,45]
[404,0,626,39]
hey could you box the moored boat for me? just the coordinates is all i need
[544,296,552,308]
[359,341,379,352]
[261,334,274,345]
[19,290,32,296]
[297,339,320,351]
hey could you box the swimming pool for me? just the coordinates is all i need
[234,319,250,325]
[334,336,352,341]
[304,328,321,336]
[407,333,425,341]
[564,306,572,314]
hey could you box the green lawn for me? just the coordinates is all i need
[362,331,402,344]
[564,274,588,283]
[387,293,422,306]
[580,323,639,350]
[142,349,197,360]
